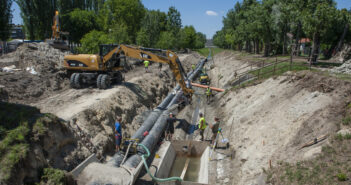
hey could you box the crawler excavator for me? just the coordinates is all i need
[63,44,194,95]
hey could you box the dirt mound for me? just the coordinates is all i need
[0,43,70,103]
[331,44,351,63]
[210,50,253,88]
[331,59,351,74]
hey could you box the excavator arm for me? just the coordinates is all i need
[103,44,194,95]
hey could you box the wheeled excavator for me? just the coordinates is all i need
[63,44,194,95]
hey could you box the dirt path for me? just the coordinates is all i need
[31,53,194,120]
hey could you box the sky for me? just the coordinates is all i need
[11,0,351,39]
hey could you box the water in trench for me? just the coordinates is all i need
[168,154,201,182]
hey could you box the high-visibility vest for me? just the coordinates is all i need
[144,60,150,67]
[198,117,207,129]
[192,64,196,70]
[206,88,212,96]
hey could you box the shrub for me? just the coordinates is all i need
[336,173,347,181]
[41,168,66,185]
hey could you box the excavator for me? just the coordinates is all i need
[63,44,194,95]
[46,11,69,50]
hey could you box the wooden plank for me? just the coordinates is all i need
[180,158,190,180]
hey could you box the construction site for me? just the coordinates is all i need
[1,0,351,185]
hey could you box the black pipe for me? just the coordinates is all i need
[124,58,208,168]
[108,57,208,167]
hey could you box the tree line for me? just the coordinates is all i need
[213,0,351,63]
[0,0,207,53]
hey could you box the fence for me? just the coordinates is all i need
[230,55,309,87]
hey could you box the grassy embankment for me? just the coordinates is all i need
[196,47,225,57]
[0,102,66,184]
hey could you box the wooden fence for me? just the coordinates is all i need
[230,55,308,86]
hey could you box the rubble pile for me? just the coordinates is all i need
[0,43,70,103]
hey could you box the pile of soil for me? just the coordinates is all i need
[0,43,70,103]
[331,59,351,74]
[210,51,253,88]
[330,44,351,63]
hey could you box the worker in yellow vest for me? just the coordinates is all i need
[192,64,196,71]
[206,87,212,103]
[198,113,207,141]
[144,60,150,72]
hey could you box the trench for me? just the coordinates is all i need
[72,52,211,185]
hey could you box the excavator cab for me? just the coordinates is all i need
[99,44,126,70]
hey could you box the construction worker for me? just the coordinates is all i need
[210,117,220,145]
[165,113,180,141]
[144,60,150,72]
[114,117,123,152]
[206,87,212,103]
[198,113,207,141]
[158,63,162,71]
[192,64,196,71]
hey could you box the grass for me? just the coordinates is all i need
[249,62,309,80]
[342,116,351,125]
[195,47,225,57]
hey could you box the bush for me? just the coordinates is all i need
[79,30,113,54]
[336,173,347,181]
[41,168,66,185]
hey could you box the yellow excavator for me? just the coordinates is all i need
[46,11,69,50]
[63,44,194,95]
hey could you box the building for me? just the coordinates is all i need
[299,38,311,55]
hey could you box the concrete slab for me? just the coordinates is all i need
[70,154,99,178]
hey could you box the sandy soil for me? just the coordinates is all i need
[209,51,255,89]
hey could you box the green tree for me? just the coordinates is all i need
[302,0,336,63]
[79,30,113,53]
[195,32,206,49]
[156,31,176,49]
[109,23,131,44]
[16,0,57,40]
[0,0,13,41]
[166,6,182,36]
[136,28,149,46]
[181,26,197,49]
[137,10,167,47]
[65,9,99,43]
[103,0,145,42]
